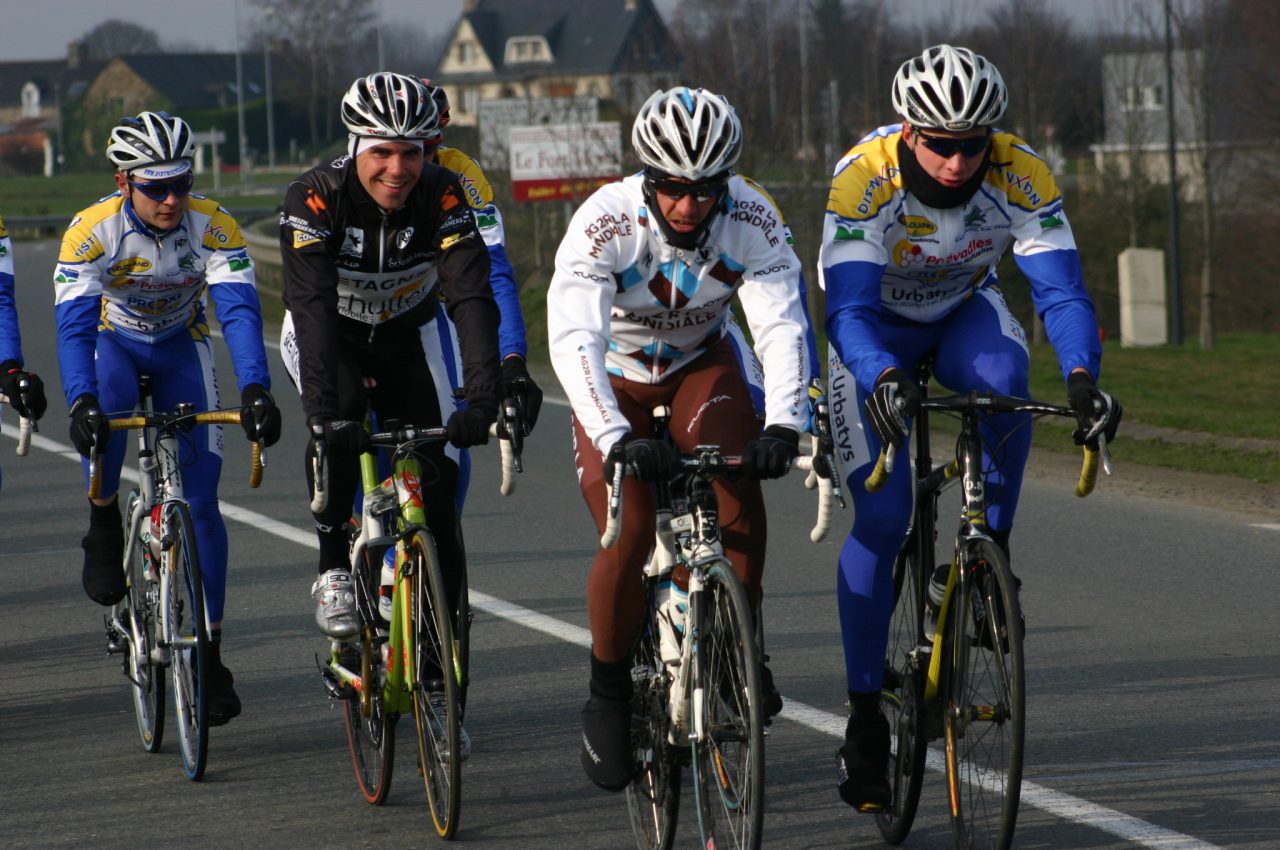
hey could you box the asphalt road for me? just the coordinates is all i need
[1,240,1276,849]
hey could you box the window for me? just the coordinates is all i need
[462,88,479,115]
[457,41,475,64]
[504,36,551,64]
[1119,84,1164,112]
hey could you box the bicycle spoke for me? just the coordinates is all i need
[946,542,1024,850]
[124,491,165,754]
[626,607,680,850]
[692,564,763,850]
[164,502,208,782]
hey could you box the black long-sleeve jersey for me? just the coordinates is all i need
[279,155,501,421]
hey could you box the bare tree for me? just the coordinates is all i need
[79,20,162,60]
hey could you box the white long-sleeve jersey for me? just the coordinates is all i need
[548,173,810,455]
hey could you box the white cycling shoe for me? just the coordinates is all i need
[311,569,358,639]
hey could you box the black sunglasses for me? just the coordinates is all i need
[128,171,195,202]
[645,175,726,203]
[914,130,990,159]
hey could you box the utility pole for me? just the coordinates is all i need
[235,0,248,183]
[1164,0,1183,345]
[264,35,276,170]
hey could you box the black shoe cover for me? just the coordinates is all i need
[836,712,892,812]
[580,693,635,792]
[81,525,125,606]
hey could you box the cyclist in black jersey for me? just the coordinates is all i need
[278,76,501,758]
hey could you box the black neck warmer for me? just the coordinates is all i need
[897,137,992,210]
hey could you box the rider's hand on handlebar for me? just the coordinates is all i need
[742,425,800,480]
[605,433,677,483]
[1067,371,1122,448]
[501,355,542,434]
[865,367,921,452]
[69,393,110,457]
[446,406,493,448]
[240,383,282,446]
[310,416,371,456]
[0,361,47,420]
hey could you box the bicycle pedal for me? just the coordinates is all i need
[105,634,128,655]
[319,665,351,701]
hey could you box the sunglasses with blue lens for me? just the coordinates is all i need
[128,171,195,202]
[915,130,991,159]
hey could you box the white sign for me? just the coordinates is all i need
[480,97,598,169]
[508,122,623,202]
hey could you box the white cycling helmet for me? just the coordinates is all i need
[892,44,1007,132]
[106,111,194,178]
[341,72,439,140]
[632,87,742,181]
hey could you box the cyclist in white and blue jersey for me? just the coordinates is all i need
[54,111,281,726]
[820,45,1122,810]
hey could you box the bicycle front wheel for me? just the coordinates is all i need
[124,491,164,753]
[877,540,928,844]
[691,562,764,850]
[163,500,208,781]
[342,548,395,804]
[945,538,1025,850]
[407,529,462,839]
[626,593,680,850]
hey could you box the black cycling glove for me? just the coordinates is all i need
[742,425,800,480]
[0,361,47,420]
[864,367,921,452]
[240,383,282,446]
[1067,372,1122,447]
[312,417,371,456]
[69,393,110,457]
[501,356,543,434]
[446,407,493,449]
[605,433,677,483]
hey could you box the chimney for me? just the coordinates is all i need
[66,40,88,69]
[625,0,636,9]
[463,0,476,12]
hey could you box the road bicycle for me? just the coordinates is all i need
[92,375,265,782]
[605,420,837,850]
[866,360,1110,850]
[313,404,517,839]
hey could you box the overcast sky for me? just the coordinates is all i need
[2,0,1149,63]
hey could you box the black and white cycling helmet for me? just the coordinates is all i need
[632,87,742,181]
[106,111,194,177]
[341,72,439,140]
[891,44,1007,132]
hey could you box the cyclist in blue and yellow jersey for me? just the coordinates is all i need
[54,111,281,726]
[0,212,49,491]
[820,45,1122,810]
[419,80,542,461]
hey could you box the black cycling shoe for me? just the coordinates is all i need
[204,645,242,727]
[759,657,783,722]
[82,524,125,606]
[580,693,635,792]
[836,712,892,812]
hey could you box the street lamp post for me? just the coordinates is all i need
[264,35,276,170]
[235,0,248,183]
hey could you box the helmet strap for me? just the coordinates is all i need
[641,177,726,251]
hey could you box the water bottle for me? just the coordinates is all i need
[656,565,689,666]
[924,563,950,640]
[379,547,396,623]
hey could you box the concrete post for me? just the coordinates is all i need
[1118,247,1169,347]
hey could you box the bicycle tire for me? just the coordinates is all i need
[407,529,463,839]
[945,538,1024,850]
[625,591,681,850]
[164,500,208,781]
[876,542,928,844]
[342,546,395,804]
[454,522,472,719]
[124,490,165,753]
[691,561,764,850]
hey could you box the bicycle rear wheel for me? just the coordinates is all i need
[691,562,764,850]
[945,538,1024,850]
[407,529,462,839]
[342,548,395,804]
[876,541,928,844]
[124,491,164,753]
[626,596,680,850]
[163,500,208,781]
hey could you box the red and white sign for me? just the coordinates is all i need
[509,122,622,202]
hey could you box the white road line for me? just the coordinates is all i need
[1,426,1228,850]
[1249,523,1280,531]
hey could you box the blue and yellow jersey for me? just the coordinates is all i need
[820,123,1099,390]
[54,193,270,403]
[0,214,22,366]
[436,145,527,359]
